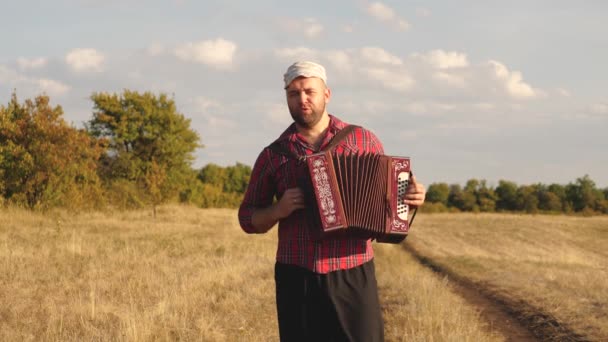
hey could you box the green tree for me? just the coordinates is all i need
[476,180,497,212]
[198,163,227,188]
[537,184,563,212]
[198,162,252,194]
[194,162,252,208]
[426,183,450,206]
[223,162,251,193]
[516,185,539,214]
[88,90,201,206]
[448,184,476,211]
[565,175,603,213]
[463,179,481,212]
[495,180,518,211]
[0,93,104,209]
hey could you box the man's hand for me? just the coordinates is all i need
[251,187,306,233]
[403,174,426,207]
[274,187,307,219]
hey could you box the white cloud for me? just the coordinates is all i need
[360,47,402,65]
[474,102,496,111]
[194,96,223,113]
[487,60,538,99]
[396,19,409,31]
[367,2,395,21]
[424,50,469,69]
[271,47,545,103]
[589,103,608,115]
[65,48,104,72]
[174,38,237,69]
[433,71,466,87]
[366,2,410,31]
[363,67,414,92]
[206,115,236,129]
[189,96,238,130]
[17,57,48,70]
[556,88,571,97]
[0,65,23,82]
[565,102,608,120]
[275,47,407,89]
[299,18,323,39]
[0,65,70,96]
[37,79,71,96]
[146,42,165,56]
[326,50,353,73]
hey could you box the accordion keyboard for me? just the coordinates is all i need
[397,172,410,220]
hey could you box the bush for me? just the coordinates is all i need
[104,179,147,210]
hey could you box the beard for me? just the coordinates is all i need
[289,102,325,129]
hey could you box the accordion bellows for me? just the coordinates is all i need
[306,151,412,243]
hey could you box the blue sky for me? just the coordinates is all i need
[2,0,607,187]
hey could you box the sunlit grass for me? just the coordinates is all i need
[0,206,503,341]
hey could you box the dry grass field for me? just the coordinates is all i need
[408,213,608,341]
[0,206,503,342]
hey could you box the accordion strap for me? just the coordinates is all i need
[322,125,359,152]
[266,124,360,161]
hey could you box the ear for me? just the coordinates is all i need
[324,87,331,103]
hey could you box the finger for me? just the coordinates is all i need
[292,193,306,202]
[405,186,422,195]
[285,188,300,196]
[410,174,417,184]
[404,196,424,203]
[290,195,307,206]
[403,194,424,202]
[404,201,422,207]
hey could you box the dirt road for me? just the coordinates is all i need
[403,244,590,342]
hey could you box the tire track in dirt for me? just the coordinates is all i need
[403,243,590,342]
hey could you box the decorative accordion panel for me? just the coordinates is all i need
[306,151,412,243]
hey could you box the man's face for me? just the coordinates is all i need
[285,77,330,129]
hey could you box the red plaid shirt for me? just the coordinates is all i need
[238,115,385,274]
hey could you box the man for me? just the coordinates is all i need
[238,61,426,341]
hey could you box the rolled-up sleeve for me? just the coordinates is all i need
[238,148,276,233]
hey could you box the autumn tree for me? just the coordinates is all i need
[0,93,104,209]
[88,90,200,207]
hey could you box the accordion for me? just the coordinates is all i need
[305,151,413,244]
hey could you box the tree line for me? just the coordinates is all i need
[2,91,606,215]
[0,91,249,212]
[424,177,608,215]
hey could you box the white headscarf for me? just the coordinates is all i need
[283,61,327,88]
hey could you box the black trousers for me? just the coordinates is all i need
[274,260,384,342]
